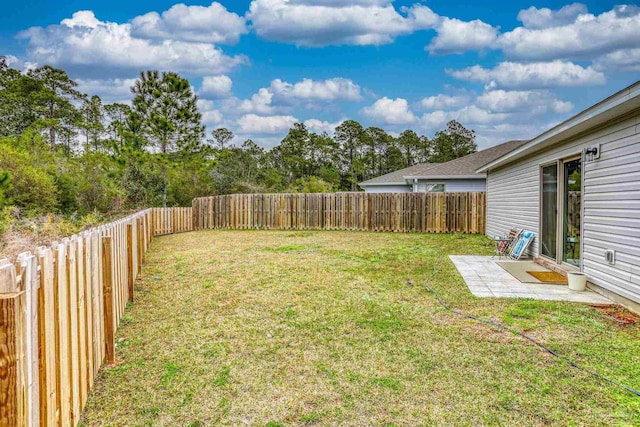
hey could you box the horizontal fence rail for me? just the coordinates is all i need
[193,192,486,234]
[0,207,192,426]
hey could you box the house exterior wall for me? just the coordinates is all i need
[486,111,640,305]
[362,185,412,193]
[415,179,486,192]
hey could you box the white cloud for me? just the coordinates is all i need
[418,106,509,135]
[420,94,468,110]
[419,110,451,129]
[551,99,574,114]
[517,3,588,29]
[593,48,640,72]
[426,17,498,54]
[197,99,224,125]
[247,0,499,54]
[417,106,508,130]
[304,118,343,135]
[362,97,416,124]
[61,10,100,28]
[75,78,136,102]
[17,11,248,75]
[216,90,277,117]
[247,0,433,46]
[1,54,37,73]
[472,122,550,149]
[447,61,606,89]
[237,114,298,134]
[130,2,247,44]
[415,87,576,144]
[270,77,362,101]
[242,89,276,114]
[200,75,233,98]
[498,5,640,61]
[290,0,391,5]
[454,105,510,124]
[476,90,573,114]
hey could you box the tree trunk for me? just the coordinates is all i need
[49,127,56,152]
[161,164,168,208]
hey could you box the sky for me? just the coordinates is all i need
[1,0,639,149]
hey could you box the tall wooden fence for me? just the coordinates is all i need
[192,192,486,234]
[0,207,192,426]
[152,207,193,235]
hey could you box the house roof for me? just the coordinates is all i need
[477,80,640,173]
[358,163,429,186]
[359,139,527,187]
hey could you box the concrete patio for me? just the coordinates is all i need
[450,255,612,304]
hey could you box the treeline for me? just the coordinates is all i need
[0,59,477,215]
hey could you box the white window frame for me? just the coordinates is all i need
[425,182,445,193]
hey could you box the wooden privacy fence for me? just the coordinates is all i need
[0,207,192,427]
[152,207,193,235]
[193,192,486,234]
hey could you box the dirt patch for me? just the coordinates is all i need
[592,305,640,325]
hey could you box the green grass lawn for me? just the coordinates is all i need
[79,230,640,426]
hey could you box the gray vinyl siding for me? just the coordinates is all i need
[486,111,640,304]
[363,185,411,193]
[415,179,486,192]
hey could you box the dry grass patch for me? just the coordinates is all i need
[80,230,640,426]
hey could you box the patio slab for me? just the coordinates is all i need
[449,255,612,304]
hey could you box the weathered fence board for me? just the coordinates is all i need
[193,192,486,234]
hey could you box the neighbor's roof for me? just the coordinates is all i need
[477,80,640,173]
[358,163,430,186]
[359,139,528,186]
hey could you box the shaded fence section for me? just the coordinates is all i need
[0,207,191,426]
[193,192,486,234]
[152,207,193,235]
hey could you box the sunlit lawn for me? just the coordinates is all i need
[80,230,640,426]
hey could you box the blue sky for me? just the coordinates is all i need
[2,0,639,148]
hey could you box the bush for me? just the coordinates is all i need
[0,144,58,212]
[289,176,334,193]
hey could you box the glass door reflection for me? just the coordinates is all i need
[541,164,558,260]
[563,159,581,267]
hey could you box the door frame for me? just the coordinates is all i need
[539,160,560,263]
[538,154,582,270]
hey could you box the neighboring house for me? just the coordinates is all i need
[359,139,527,193]
[479,81,640,311]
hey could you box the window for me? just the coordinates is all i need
[425,183,445,192]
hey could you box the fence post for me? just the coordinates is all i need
[126,224,134,304]
[101,237,115,364]
[0,260,28,426]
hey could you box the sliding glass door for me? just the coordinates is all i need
[541,164,558,259]
[540,158,582,267]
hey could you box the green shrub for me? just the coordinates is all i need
[0,144,58,212]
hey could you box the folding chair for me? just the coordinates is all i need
[509,230,535,260]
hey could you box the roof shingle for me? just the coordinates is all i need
[360,140,528,186]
